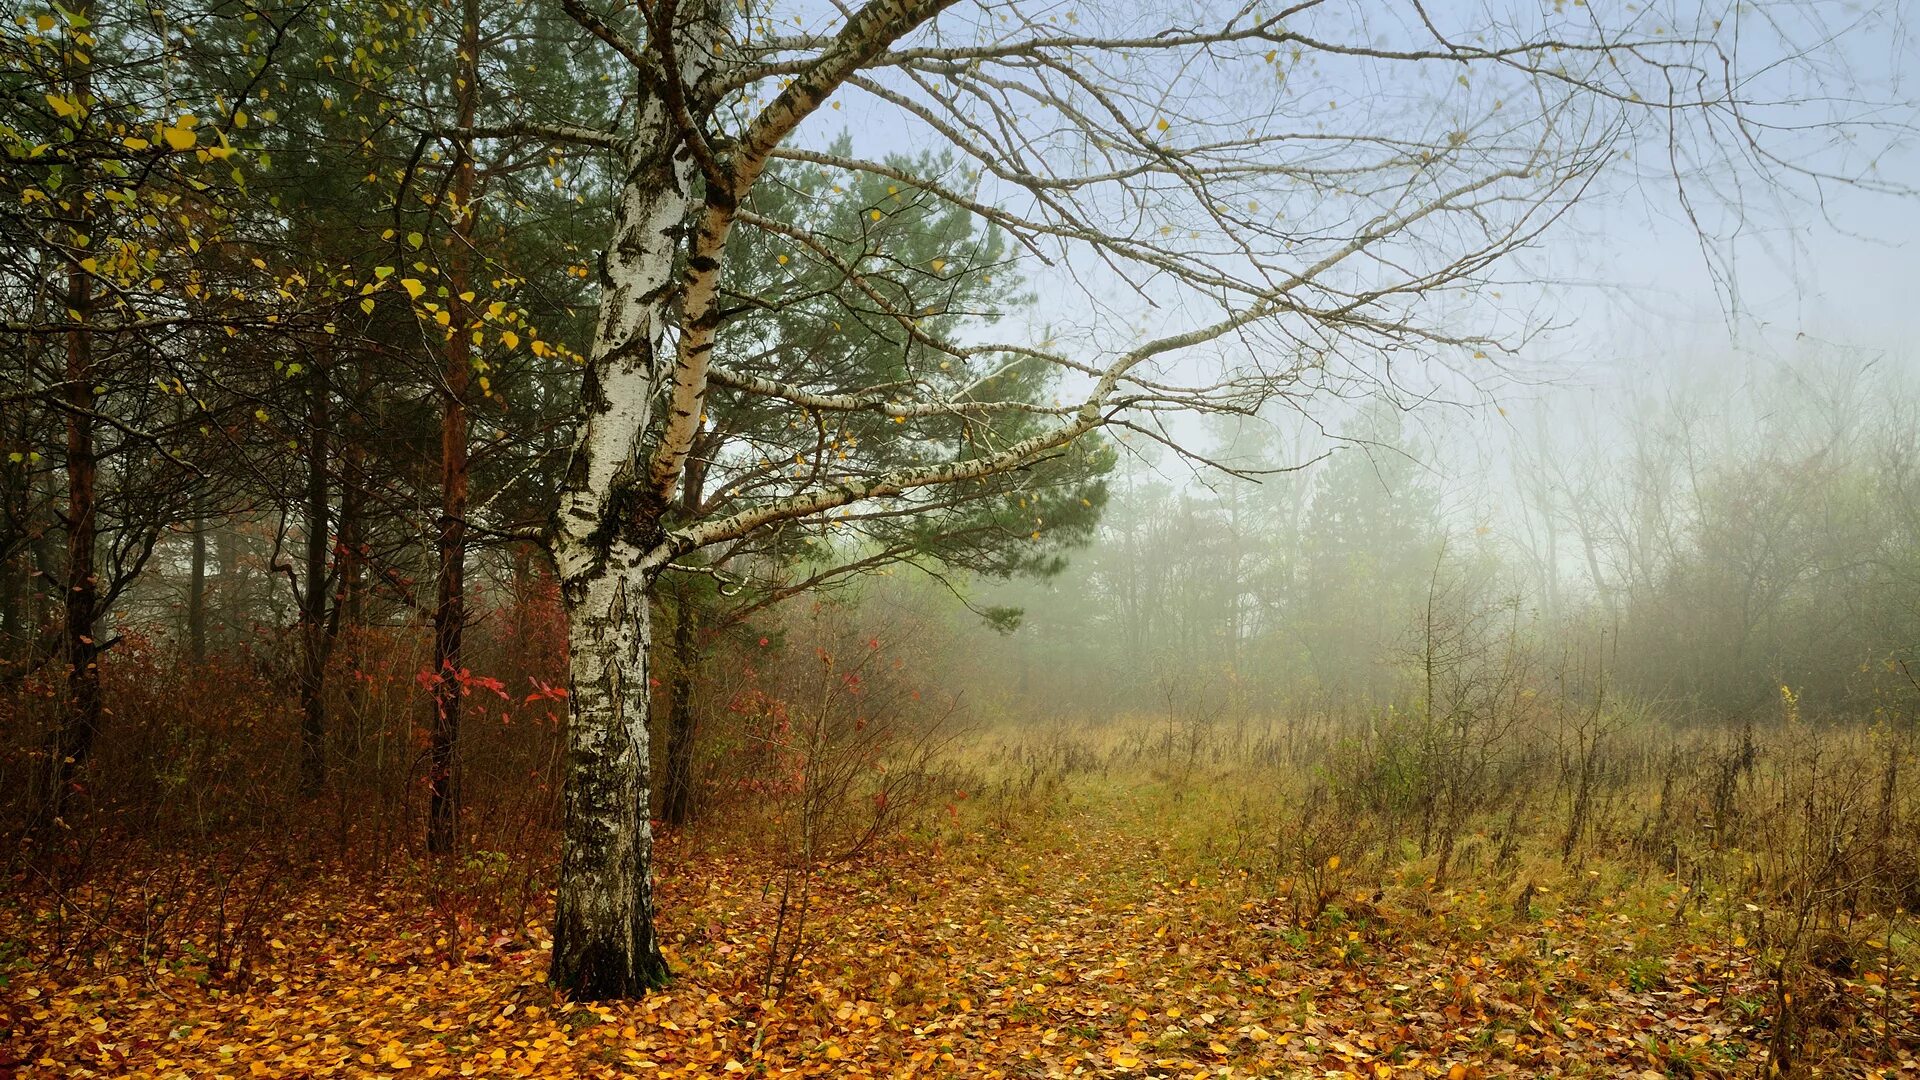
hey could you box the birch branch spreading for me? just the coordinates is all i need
[541,0,1902,574]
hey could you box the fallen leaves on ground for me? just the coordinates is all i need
[3,798,1914,1078]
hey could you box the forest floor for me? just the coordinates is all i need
[4,780,1915,1079]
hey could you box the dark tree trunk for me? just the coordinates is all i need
[50,267,100,824]
[0,416,27,668]
[216,520,239,639]
[330,357,371,777]
[0,541,22,671]
[511,543,533,608]
[427,0,479,856]
[298,357,331,796]
[660,594,698,827]
[46,8,99,824]
[338,361,368,629]
[187,506,207,662]
[659,431,711,830]
[427,433,467,853]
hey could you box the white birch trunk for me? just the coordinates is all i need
[547,0,951,999]
[548,86,697,997]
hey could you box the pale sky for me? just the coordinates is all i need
[754,0,1919,475]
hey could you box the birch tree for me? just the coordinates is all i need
[527,0,1909,997]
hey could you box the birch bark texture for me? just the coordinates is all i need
[548,12,717,995]
[548,0,957,999]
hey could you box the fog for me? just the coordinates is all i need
[943,340,1916,723]
[7,0,1920,1066]
[945,99,1920,725]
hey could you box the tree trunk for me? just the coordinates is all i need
[330,356,371,775]
[427,0,479,856]
[552,561,668,997]
[549,78,705,998]
[426,388,468,853]
[540,0,956,996]
[216,519,239,639]
[0,563,15,669]
[49,248,99,825]
[511,543,533,610]
[338,360,368,628]
[298,357,331,796]
[187,505,207,663]
[46,4,99,824]
[0,538,22,671]
[661,593,698,827]
[1,419,27,669]
[660,434,710,830]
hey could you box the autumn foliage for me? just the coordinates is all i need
[4,583,1918,1076]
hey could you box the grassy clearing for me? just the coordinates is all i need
[3,712,1916,1078]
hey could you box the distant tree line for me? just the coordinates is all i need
[990,357,1920,722]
